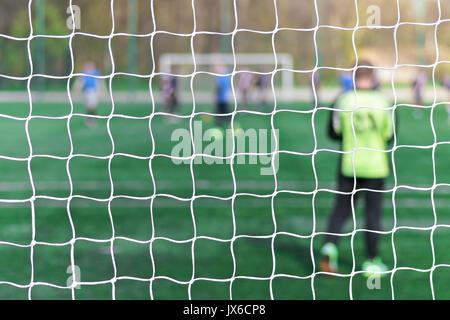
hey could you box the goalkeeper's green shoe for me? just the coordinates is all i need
[319,242,338,274]
[362,257,388,278]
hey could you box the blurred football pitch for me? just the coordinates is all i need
[0,98,448,300]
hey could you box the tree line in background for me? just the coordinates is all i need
[0,0,448,89]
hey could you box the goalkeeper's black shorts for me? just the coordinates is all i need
[337,173,385,193]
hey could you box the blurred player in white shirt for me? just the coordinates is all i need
[442,75,450,120]
[237,71,253,107]
[412,71,427,119]
[255,67,271,108]
[161,70,179,123]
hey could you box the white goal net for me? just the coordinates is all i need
[0,0,449,301]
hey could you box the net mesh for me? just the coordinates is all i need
[0,0,448,300]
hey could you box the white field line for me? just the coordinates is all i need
[0,192,448,209]
[0,88,448,104]
[0,181,447,208]
[0,179,449,193]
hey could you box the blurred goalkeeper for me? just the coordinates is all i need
[73,61,107,126]
[320,60,394,277]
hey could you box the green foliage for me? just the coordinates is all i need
[37,4,68,57]
[3,4,68,76]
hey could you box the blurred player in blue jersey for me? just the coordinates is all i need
[214,63,232,126]
[339,71,354,93]
[73,61,106,126]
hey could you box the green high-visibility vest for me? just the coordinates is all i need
[333,90,393,178]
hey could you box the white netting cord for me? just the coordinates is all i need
[0,0,448,300]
